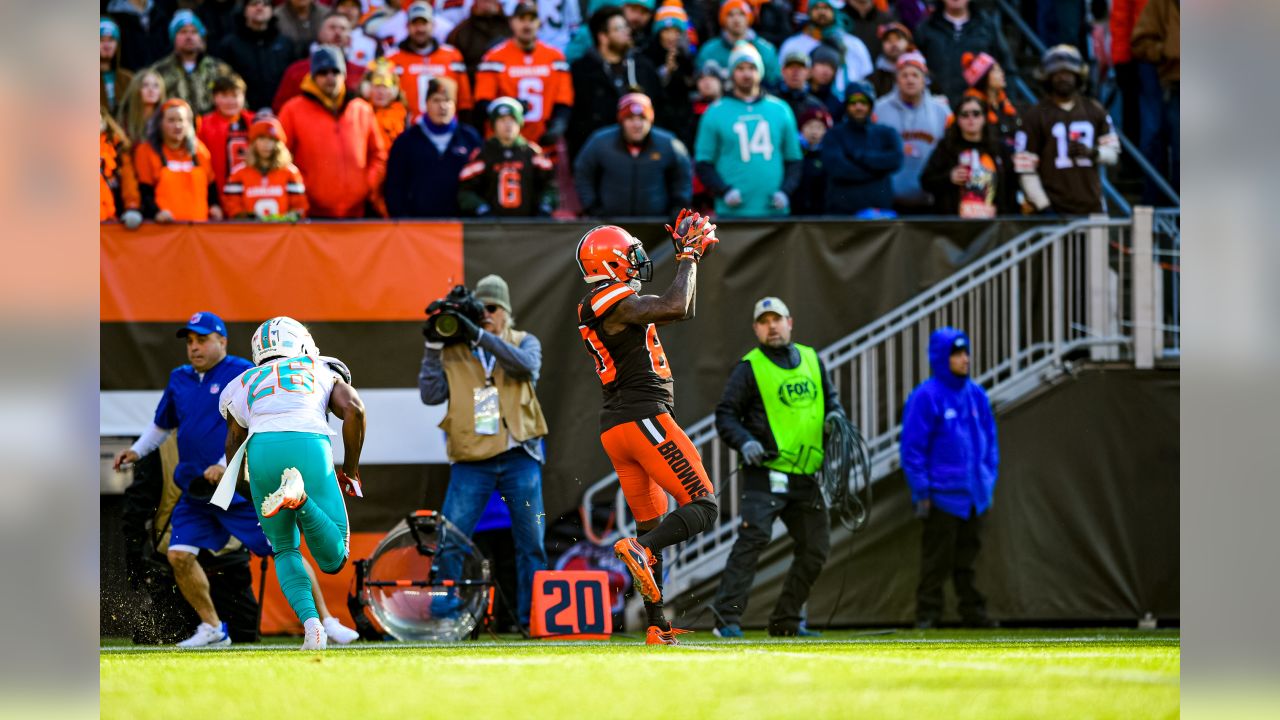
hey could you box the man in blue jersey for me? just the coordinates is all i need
[694,42,802,218]
[113,311,358,647]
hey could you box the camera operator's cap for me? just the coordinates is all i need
[752,297,790,322]
[177,311,228,338]
[407,1,434,23]
[475,275,511,313]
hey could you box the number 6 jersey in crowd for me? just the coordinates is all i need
[474,38,573,144]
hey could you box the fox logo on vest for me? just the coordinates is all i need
[777,377,819,408]
[656,440,711,500]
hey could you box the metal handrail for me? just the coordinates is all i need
[581,211,1175,605]
[993,0,1181,208]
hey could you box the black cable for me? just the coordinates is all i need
[820,414,873,533]
[818,415,873,631]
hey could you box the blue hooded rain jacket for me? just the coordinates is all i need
[899,327,999,518]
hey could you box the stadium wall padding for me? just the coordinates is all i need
[684,367,1180,626]
[99,218,1045,528]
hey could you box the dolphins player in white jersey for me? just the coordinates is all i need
[217,317,367,650]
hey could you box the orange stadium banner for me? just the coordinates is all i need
[101,221,465,322]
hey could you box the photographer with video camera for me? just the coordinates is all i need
[417,275,550,630]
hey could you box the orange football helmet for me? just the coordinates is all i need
[575,225,653,284]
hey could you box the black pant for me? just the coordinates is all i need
[916,509,988,623]
[713,489,830,628]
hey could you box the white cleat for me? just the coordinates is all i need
[261,467,307,518]
[323,617,360,645]
[301,617,327,650]
[176,622,231,648]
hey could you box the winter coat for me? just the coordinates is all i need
[913,8,1016,105]
[274,3,326,48]
[446,14,513,76]
[899,328,999,519]
[820,116,903,213]
[920,135,1018,216]
[215,15,301,112]
[149,52,236,116]
[278,79,388,218]
[842,2,895,61]
[105,0,174,71]
[573,126,693,217]
[567,49,664,160]
[271,57,367,115]
[1131,0,1180,88]
[384,119,484,218]
[642,40,697,149]
[793,138,829,216]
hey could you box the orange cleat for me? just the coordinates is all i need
[645,626,693,645]
[613,537,661,603]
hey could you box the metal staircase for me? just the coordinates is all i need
[582,210,1180,605]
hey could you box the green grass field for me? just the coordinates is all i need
[100,629,1179,720]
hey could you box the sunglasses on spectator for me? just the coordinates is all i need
[957,110,984,118]
[484,305,502,314]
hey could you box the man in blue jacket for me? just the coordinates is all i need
[574,92,692,218]
[385,77,484,218]
[899,327,999,629]
[821,80,903,215]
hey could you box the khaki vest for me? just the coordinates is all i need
[440,327,549,463]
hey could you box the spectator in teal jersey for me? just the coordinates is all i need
[694,0,782,88]
[694,43,802,218]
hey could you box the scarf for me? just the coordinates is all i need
[300,73,346,115]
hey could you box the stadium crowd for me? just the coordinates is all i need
[100,0,1178,225]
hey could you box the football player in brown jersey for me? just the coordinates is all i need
[575,211,719,644]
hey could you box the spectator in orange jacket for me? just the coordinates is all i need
[198,74,257,206]
[101,109,141,225]
[272,12,369,114]
[222,117,310,220]
[279,46,389,218]
[133,99,223,223]
[363,59,410,148]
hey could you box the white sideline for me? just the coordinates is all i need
[101,634,1179,654]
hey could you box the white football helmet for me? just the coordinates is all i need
[250,316,319,365]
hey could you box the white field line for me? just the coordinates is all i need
[694,646,1179,686]
[100,634,1178,655]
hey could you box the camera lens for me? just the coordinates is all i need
[435,314,459,338]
